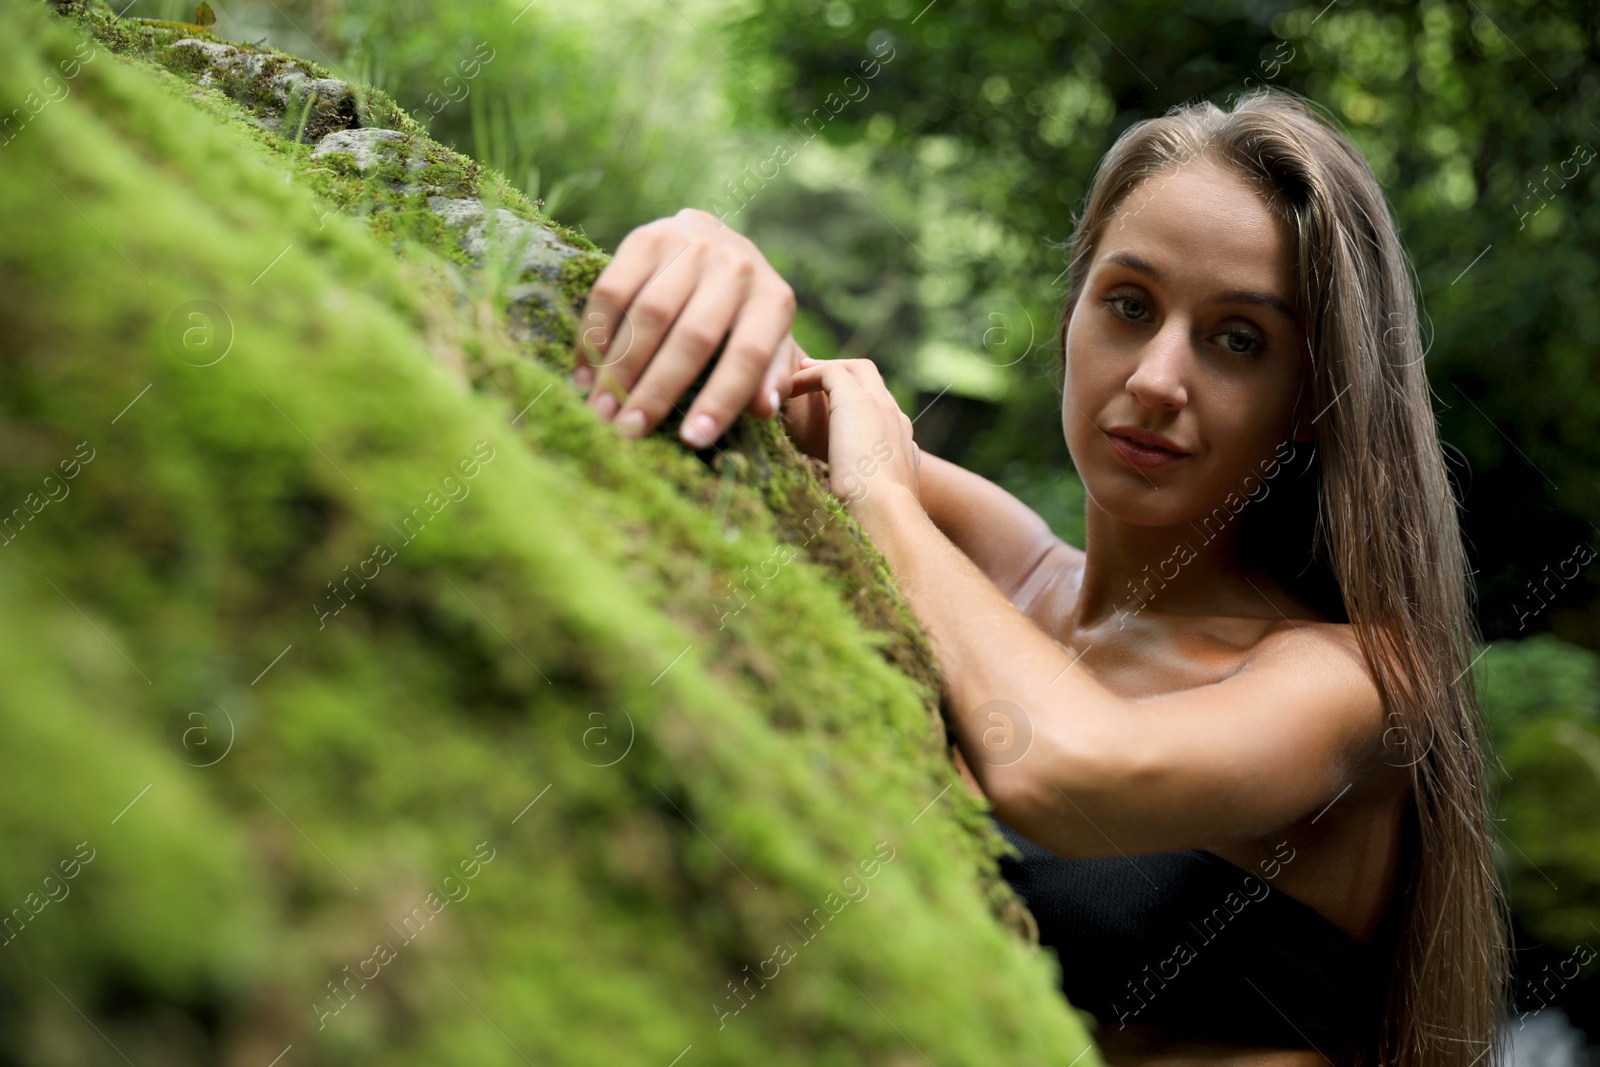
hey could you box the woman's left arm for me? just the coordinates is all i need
[788,356,1392,859]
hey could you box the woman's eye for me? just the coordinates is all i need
[1100,293,1147,321]
[1215,329,1263,355]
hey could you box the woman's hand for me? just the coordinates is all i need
[574,207,800,450]
[785,355,922,517]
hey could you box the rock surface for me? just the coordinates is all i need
[311,126,409,171]
[428,195,585,280]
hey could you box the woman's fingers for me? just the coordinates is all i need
[616,255,755,441]
[574,227,663,382]
[789,356,873,395]
[786,356,920,504]
[756,336,804,419]
[778,352,830,460]
[672,281,796,446]
[572,208,800,446]
[786,362,831,397]
[787,369,825,396]
[589,246,702,417]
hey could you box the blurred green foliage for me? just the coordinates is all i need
[1482,636,1600,951]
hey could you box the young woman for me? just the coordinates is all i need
[572,87,1510,1067]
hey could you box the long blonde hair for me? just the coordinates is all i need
[1052,87,1511,1067]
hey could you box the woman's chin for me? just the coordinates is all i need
[1089,475,1239,529]
[1087,491,1196,529]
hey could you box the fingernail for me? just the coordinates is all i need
[572,363,594,391]
[681,413,717,449]
[595,392,620,420]
[767,387,780,413]
[616,409,646,439]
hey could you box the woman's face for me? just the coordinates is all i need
[1062,157,1313,527]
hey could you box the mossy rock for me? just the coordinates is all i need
[0,1,1100,1063]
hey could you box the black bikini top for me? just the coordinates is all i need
[987,811,1389,1053]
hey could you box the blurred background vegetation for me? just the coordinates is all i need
[97,0,1600,1055]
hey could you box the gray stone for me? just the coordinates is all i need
[272,70,352,108]
[312,128,409,172]
[173,40,319,103]
[172,38,236,86]
[226,52,277,81]
[170,38,237,63]
[427,196,582,282]
[505,281,575,344]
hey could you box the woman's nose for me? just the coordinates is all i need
[1124,320,1189,412]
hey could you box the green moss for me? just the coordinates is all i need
[0,1,1101,1063]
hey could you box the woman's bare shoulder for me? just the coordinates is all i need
[1246,617,1377,691]
[1009,534,1085,619]
[1246,617,1415,798]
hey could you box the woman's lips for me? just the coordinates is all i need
[1107,432,1189,469]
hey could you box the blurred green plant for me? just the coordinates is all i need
[1482,636,1600,951]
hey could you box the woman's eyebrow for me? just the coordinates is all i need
[1212,287,1297,323]
[1102,250,1161,279]
[1099,251,1296,323]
